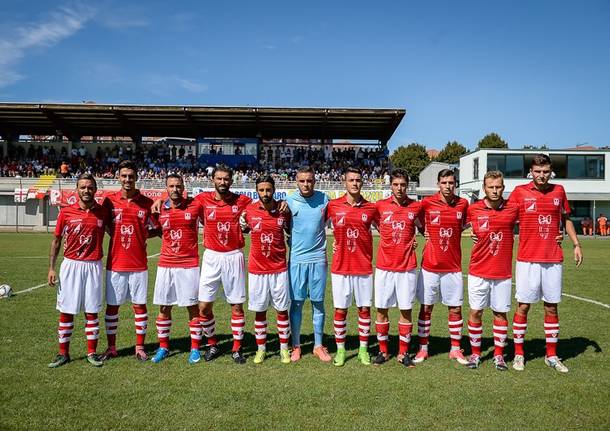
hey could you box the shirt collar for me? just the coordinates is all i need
[483,198,504,210]
[117,190,141,200]
[342,193,364,207]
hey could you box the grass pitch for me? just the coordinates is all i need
[0,233,609,430]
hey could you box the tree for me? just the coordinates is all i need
[478,133,508,149]
[436,140,467,164]
[390,143,430,181]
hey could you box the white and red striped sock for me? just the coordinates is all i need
[231,311,245,352]
[376,321,390,354]
[544,315,560,358]
[85,313,100,355]
[133,304,147,347]
[58,313,74,356]
[254,311,268,351]
[358,309,371,348]
[398,322,412,355]
[200,313,217,346]
[493,318,508,357]
[156,316,172,349]
[276,310,290,350]
[512,313,527,356]
[467,320,483,356]
[448,313,463,350]
[104,305,119,349]
[334,310,347,350]
[417,309,431,350]
[189,318,202,350]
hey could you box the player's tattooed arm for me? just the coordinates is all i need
[562,213,583,267]
[48,236,62,286]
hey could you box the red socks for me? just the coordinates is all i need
[58,313,74,356]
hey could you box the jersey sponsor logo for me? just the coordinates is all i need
[169,229,183,253]
[477,216,489,232]
[439,227,453,252]
[346,227,359,252]
[489,231,503,256]
[430,211,441,225]
[525,198,537,213]
[138,210,145,219]
[217,221,231,246]
[207,208,216,220]
[253,219,262,231]
[184,212,191,220]
[120,224,134,249]
[260,232,274,257]
[391,220,406,244]
[382,211,393,224]
[553,198,560,206]
[336,213,346,226]
[538,214,552,239]
[77,234,93,256]
[113,209,123,222]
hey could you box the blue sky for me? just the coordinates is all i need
[0,0,609,151]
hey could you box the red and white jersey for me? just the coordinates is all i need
[420,193,469,273]
[55,202,109,261]
[104,191,154,272]
[327,195,379,275]
[195,191,252,252]
[244,201,290,274]
[467,199,519,279]
[509,182,570,263]
[375,196,422,272]
[154,198,204,268]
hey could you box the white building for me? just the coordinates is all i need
[459,148,610,231]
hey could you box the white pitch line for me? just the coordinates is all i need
[561,293,610,309]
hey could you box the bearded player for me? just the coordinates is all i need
[464,171,519,371]
[373,168,422,367]
[48,173,110,368]
[150,174,205,364]
[101,160,154,362]
[414,169,469,365]
[509,154,583,373]
[327,167,379,366]
[241,176,291,364]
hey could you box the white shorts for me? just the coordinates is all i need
[374,268,417,310]
[416,268,463,307]
[57,258,103,314]
[105,270,148,305]
[331,273,373,309]
[515,261,563,304]
[467,274,512,312]
[248,271,291,312]
[154,266,199,307]
[198,249,246,304]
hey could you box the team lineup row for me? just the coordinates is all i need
[47,155,583,372]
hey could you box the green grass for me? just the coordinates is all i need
[0,233,609,430]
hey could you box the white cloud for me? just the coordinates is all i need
[176,78,208,93]
[0,4,95,88]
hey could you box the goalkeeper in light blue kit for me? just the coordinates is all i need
[287,166,332,362]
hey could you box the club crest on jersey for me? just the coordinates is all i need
[138,210,145,218]
[361,213,368,222]
[232,205,239,213]
[553,198,560,206]
[456,211,463,220]
[430,211,441,225]
[408,212,415,220]
[277,217,284,226]
[184,212,191,220]
[525,198,537,213]
[477,216,489,232]
[97,219,103,228]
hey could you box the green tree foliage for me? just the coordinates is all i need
[478,133,508,149]
[436,141,467,164]
[390,143,430,180]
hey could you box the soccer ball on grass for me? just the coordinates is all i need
[0,284,13,298]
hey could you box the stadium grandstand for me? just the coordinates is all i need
[0,102,403,187]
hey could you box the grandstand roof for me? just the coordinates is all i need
[0,103,405,143]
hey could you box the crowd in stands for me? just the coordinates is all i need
[0,142,390,184]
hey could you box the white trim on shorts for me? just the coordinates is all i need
[105,270,148,305]
[416,268,463,307]
[515,261,562,304]
[248,270,290,312]
[331,273,373,309]
[198,248,246,304]
[154,266,199,307]
[467,274,511,313]
[374,268,417,310]
[57,258,103,314]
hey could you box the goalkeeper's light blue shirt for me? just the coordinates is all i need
[287,190,329,263]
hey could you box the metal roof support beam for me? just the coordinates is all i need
[41,108,79,141]
[112,109,141,145]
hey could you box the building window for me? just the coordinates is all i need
[487,154,505,173]
[506,155,524,178]
[566,155,604,179]
[473,157,479,180]
[489,153,605,179]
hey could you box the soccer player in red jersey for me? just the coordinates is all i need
[149,174,205,364]
[465,171,519,371]
[241,176,292,364]
[327,167,379,366]
[509,154,583,373]
[101,160,154,362]
[373,168,422,367]
[195,165,252,364]
[414,169,469,365]
[47,173,110,368]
